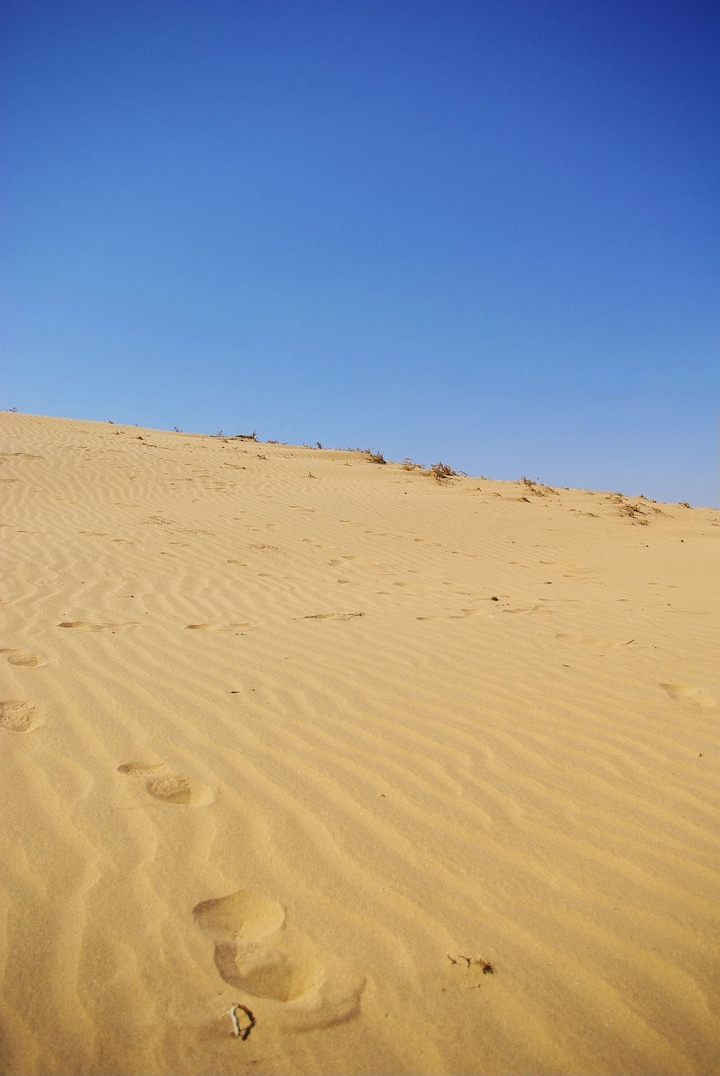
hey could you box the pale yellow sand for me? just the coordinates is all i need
[1,411,718,1076]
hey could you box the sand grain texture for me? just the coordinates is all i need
[0,412,718,1075]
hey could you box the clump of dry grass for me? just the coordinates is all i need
[429,462,456,482]
[402,458,422,471]
[366,450,387,465]
[618,503,648,524]
[520,476,557,496]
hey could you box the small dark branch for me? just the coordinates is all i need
[229,1003,256,1040]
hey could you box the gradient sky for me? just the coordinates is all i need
[2,0,718,504]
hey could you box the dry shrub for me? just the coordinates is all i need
[429,462,456,482]
[618,503,649,524]
[521,476,556,496]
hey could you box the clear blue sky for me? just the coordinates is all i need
[2,0,718,504]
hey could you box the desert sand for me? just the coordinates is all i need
[0,410,718,1076]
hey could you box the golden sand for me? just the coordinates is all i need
[1,411,718,1075]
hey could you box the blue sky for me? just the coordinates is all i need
[2,0,718,504]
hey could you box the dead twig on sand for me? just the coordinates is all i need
[228,1003,256,1040]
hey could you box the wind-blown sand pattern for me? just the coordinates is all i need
[0,411,718,1075]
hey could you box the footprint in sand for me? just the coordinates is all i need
[193,889,364,1032]
[58,621,136,632]
[146,775,215,806]
[660,683,717,708]
[0,699,42,732]
[1,650,47,667]
[117,761,167,776]
[555,634,635,650]
[502,604,553,615]
[194,889,285,941]
[299,612,365,621]
[118,762,215,806]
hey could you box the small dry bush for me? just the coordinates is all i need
[429,462,456,482]
[521,476,556,496]
[366,450,387,465]
[618,503,649,524]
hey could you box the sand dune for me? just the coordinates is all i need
[0,411,718,1075]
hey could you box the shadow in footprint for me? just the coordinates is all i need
[214,937,321,1003]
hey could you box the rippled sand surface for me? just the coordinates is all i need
[1,411,718,1075]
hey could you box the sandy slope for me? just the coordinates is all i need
[0,411,718,1076]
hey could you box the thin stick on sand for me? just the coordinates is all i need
[228,1003,256,1040]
